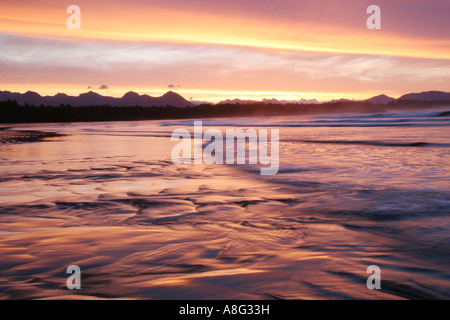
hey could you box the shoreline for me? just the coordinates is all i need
[0,128,64,144]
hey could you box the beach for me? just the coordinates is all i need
[0,113,449,299]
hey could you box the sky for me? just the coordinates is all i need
[0,0,449,102]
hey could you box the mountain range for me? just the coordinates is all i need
[0,90,193,108]
[367,91,450,104]
[217,91,450,105]
[0,90,449,107]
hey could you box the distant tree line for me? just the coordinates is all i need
[0,99,448,124]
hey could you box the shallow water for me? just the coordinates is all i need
[0,112,449,299]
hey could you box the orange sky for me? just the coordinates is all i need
[0,0,449,102]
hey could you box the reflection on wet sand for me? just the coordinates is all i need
[0,118,449,299]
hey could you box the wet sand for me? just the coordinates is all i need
[0,118,449,300]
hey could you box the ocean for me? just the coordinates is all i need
[0,110,449,299]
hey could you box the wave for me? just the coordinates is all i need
[315,110,450,119]
[282,140,450,147]
[161,115,450,128]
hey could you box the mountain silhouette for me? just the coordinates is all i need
[160,91,193,107]
[398,91,450,101]
[0,90,193,108]
[219,97,319,105]
[78,91,114,106]
[15,91,47,106]
[364,94,396,104]
[121,91,143,105]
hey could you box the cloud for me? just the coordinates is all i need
[1,33,449,100]
[98,85,109,90]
